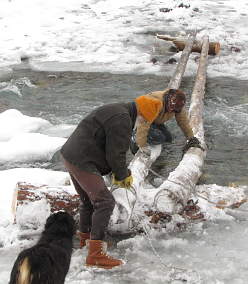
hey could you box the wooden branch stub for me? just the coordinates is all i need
[16,182,80,217]
[157,34,220,55]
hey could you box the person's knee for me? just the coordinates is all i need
[102,193,115,211]
[94,191,115,212]
[79,200,93,212]
[108,194,116,211]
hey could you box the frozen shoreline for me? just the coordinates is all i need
[1,0,248,283]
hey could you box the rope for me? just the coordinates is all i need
[110,183,201,281]
[150,168,195,213]
[110,184,137,230]
[149,168,195,191]
[132,208,201,281]
[196,193,248,212]
[109,167,246,281]
[149,168,248,212]
[126,185,137,229]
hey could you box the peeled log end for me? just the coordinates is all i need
[210,42,220,55]
[156,34,220,55]
[173,40,220,55]
[195,41,220,55]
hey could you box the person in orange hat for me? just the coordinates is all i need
[134,88,201,152]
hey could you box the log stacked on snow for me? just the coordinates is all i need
[156,34,220,55]
[15,182,80,218]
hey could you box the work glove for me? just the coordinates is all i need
[182,136,204,155]
[112,170,133,189]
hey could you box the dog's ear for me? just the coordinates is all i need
[45,212,75,236]
[57,212,76,236]
[45,213,57,230]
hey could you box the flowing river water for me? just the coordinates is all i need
[1,67,247,187]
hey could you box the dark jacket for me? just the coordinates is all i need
[61,102,137,180]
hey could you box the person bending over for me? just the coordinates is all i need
[134,88,201,153]
[60,88,201,269]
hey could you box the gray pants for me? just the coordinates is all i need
[62,157,115,240]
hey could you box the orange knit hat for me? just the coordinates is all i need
[135,95,163,123]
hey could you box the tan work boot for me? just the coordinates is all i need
[86,240,123,269]
[77,232,91,249]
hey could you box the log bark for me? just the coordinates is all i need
[157,34,220,55]
[154,36,209,213]
[14,182,80,218]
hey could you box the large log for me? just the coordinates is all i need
[154,36,209,213]
[13,182,80,220]
[129,32,197,193]
[157,34,220,55]
[111,33,197,230]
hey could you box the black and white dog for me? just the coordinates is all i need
[9,211,76,284]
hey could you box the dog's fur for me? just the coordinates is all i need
[9,211,76,284]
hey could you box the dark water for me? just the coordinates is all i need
[0,68,247,186]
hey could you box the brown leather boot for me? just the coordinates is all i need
[77,232,91,249]
[86,240,123,269]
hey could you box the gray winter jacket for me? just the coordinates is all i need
[61,102,137,180]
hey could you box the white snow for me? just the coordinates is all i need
[1,0,248,283]
[0,109,66,162]
[0,0,248,78]
[0,107,248,284]
[0,109,51,141]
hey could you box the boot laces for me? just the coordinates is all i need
[100,248,114,260]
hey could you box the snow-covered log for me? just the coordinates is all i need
[129,32,197,193]
[13,182,79,221]
[110,33,197,230]
[154,36,209,213]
